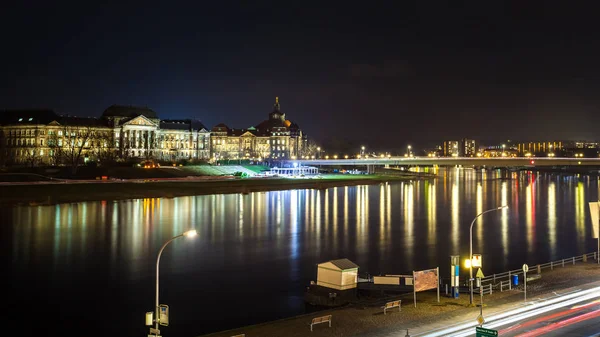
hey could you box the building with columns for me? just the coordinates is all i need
[0,98,306,166]
[0,105,210,166]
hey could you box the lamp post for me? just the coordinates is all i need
[407,145,412,157]
[152,229,197,336]
[469,206,508,305]
[361,146,365,158]
[317,147,321,159]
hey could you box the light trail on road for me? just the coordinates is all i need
[412,286,600,337]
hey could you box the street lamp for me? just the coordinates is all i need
[317,147,321,159]
[407,145,412,157]
[152,229,197,336]
[468,206,508,305]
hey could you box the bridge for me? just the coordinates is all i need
[288,157,600,168]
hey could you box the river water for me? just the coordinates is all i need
[5,168,600,336]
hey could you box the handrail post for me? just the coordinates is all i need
[508,271,512,290]
[562,259,565,267]
[573,256,575,265]
[551,261,553,270]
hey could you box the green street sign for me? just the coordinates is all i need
[476,326,498,337]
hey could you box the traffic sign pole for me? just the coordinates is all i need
[523,264,529,301]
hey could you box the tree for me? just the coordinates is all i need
[299,139,320,158]
[23,148,42,168]
[91,130,119,165]
[60,125,93,175]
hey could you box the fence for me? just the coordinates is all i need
[478,252,597,291]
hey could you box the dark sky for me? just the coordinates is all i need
[2,2,600,153]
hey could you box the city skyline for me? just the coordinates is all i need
[3,2,600,151]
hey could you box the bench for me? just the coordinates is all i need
[381,300,401,315]
[310,315,332,331]
[526,274,542,282]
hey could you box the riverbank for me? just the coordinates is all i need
[0,173,431,206]
[198,261,600,337]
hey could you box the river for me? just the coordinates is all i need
[5,168,599,336]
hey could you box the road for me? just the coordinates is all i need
[499,299,600,336]
[409,285,600,337]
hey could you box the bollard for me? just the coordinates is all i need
[537,264,541,274]
[584,254,588,262]
[562,259,565,267]
[445,284,448,295]
[489,283,493,295]
[493,274,496,283]
[500,281,503,292]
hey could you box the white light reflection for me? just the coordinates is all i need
[547,181,556,258]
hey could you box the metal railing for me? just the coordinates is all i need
[479,252,597,291]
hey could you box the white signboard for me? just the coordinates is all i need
[590,202,600,238]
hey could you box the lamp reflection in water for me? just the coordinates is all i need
[151,229,197,336]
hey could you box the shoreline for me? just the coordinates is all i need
[1,174,432,206]
[198,261,600,337]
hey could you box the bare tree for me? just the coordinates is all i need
[299,139,320,158]
[23,148,42,167]
[60,125,93,175]
[91,130,119,165]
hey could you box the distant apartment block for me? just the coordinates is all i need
[443,138,478,157]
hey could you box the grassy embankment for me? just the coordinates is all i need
[0,165,434,206]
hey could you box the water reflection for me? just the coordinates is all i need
[6,168,600,336]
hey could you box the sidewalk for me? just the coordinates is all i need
[199,262,600,337]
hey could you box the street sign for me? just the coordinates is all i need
[149,327,161,335]
[159,304,169,326]
[523,264,529,273]
[476,326,498,337]
[476,268,484,278]
[472,254,482,267]
[476,314,485,325]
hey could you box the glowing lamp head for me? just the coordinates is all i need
[183,229,197,237]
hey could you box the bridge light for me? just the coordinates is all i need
[578,161,582,165]
[530,160,535,164]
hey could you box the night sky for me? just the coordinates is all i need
[2,2,600,153]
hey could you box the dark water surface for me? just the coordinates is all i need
[5,168,600,336]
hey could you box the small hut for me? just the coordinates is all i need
[316,258,359,290]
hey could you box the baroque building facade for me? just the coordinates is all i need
[0,98,307,166]
[210,97,306,160]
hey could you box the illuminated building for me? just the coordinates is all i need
[0,105,211,165]
[443,139,478,157]
[210,97,307,160]
[516,141,563,156]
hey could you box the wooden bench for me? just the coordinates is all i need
[310,315,332,331]
[381,300,401,315]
